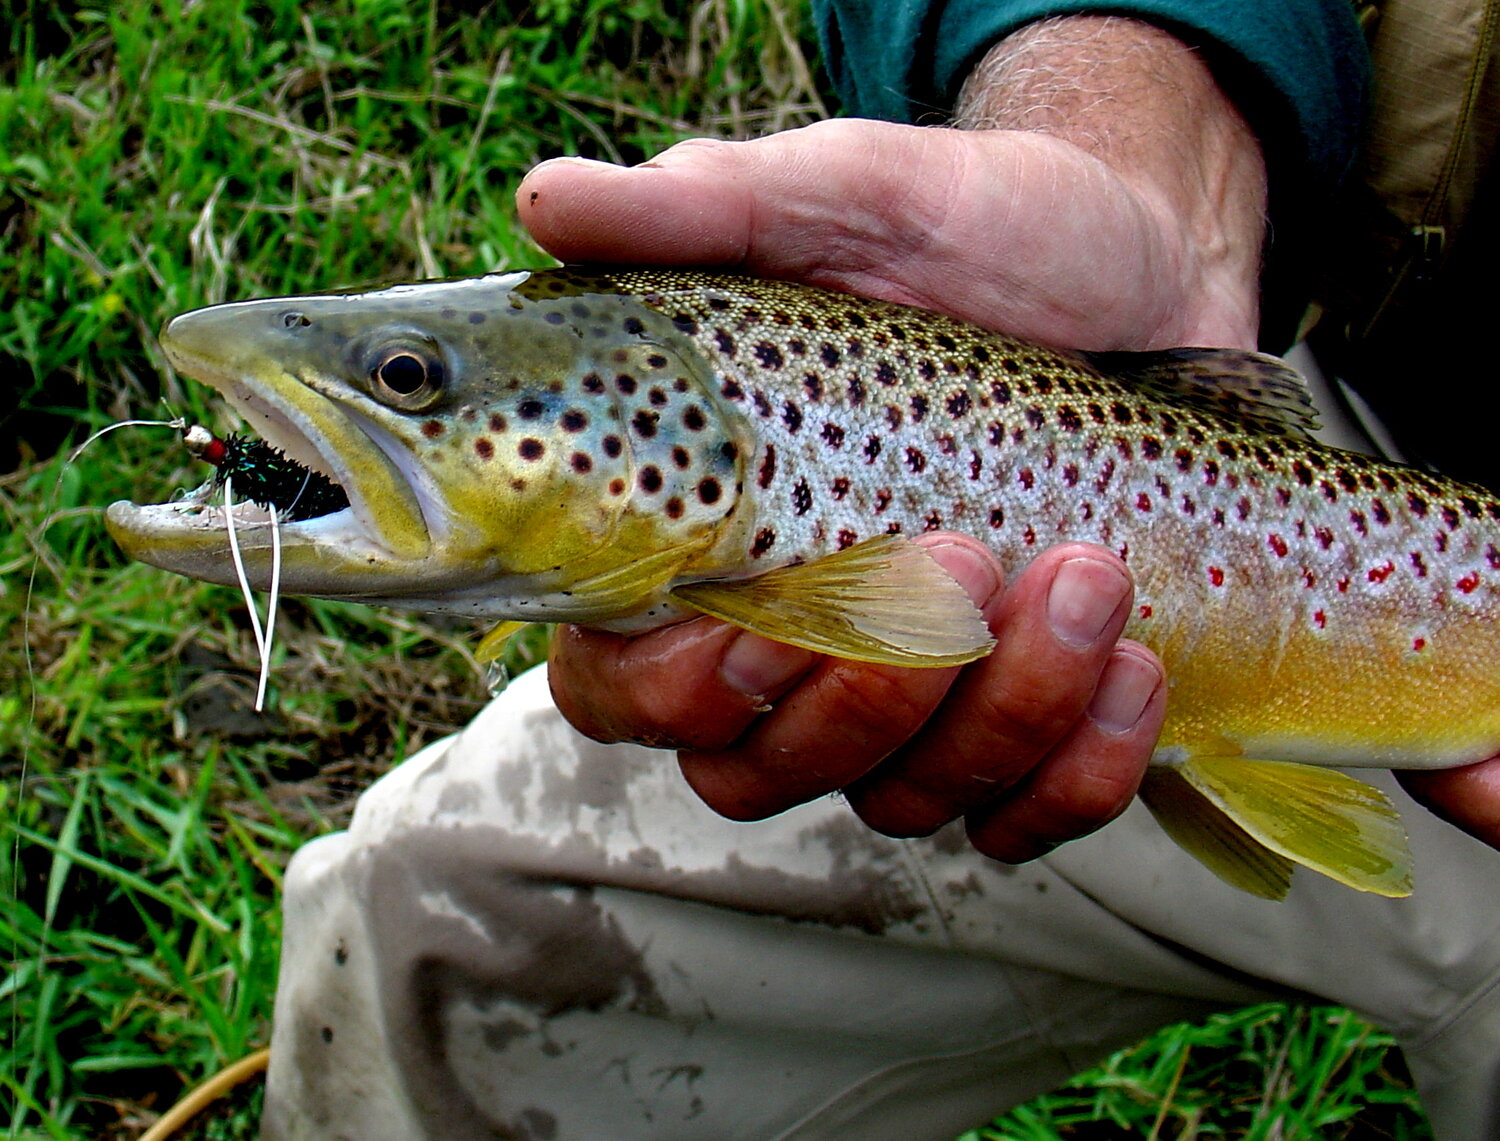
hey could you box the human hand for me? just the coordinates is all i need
[518,16,1263,860]
[1399,766,1500,851]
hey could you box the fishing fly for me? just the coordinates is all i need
[182,425,348,521]
[178,425,339,712]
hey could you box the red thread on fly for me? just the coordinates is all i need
[183,425,348,521]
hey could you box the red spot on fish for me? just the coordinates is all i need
[1412,636,1427,652]
[1268,534,1288,558]
[1367,561,1395,584]
[1337,576,1350,593]
[1458,571,1481,594]
[1313,610,1327,629]
[1136,492,1152,512]
[422,420,444,438]
[1138,604,1153,620]
[1208,566,1225,587]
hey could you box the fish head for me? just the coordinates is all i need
[106,271,750,620]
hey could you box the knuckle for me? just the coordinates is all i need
[816,665,945,750]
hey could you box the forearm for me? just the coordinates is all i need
[955,16,1267,345]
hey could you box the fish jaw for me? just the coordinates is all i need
[107,291,446,598]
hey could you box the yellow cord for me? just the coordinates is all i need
[137,1048,270,1141]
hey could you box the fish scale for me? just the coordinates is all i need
[605,268,1500,749]
[107,266,1500,899]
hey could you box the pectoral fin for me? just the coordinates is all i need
[670,535,996,668]
[476,620,531,664]
[1139,756,1413,899]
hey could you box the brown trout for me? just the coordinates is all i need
[106,267,1500,900]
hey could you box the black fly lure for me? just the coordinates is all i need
[183,425,349,522]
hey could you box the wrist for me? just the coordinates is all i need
[955,16,1266,347]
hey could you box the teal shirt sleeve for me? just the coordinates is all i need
[812,0,1367,191]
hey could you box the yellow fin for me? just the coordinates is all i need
[1138,765,1295,899]
[1154,756,1413,898]
[476,620,530,664]
[670,535,996,667]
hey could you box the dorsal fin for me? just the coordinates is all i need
[1086,348,1320,440]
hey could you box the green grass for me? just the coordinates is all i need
[1,2,1430,1138]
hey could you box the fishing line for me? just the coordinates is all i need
[10,413,188,1141]
[222,475,284,713]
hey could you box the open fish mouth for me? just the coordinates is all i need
[105,308,432,590]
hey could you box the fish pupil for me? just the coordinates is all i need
[377,352,430,396]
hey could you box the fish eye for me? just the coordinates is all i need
[369,344,445,409]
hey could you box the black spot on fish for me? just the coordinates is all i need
[616,373,638,395]
[469,312,486,325]
[623,316,645,335]
[803,372,824,401]
[821,423,845,448]
[791,478,812,515]
[672,446,690,469]
[910,394,929,422]
[751,528,776,557]
[474,438,493,460]
[632,410,659,438]
[672,313,700,334]
[489,413,507,433]
[649,387,668,407]
[905,447,927,473]
[697,478,722,504]
[715,329,737,356]
[544,311,566,326]
[571,452,592,473]
[582,372,605,394]
[863,435,882,463]
[561,410,588,432]
[831,477,850,500]
[639,466,663,493]
[875,360,899,386]
[754,342,785,369]
[947,390,971,418]
[665,497,684,519]
[757,445,777,489]
[603,435,623,458]
[820,343,840,368]
[518,438,545,461]
[683,405,707,431]
[783,402,804,432]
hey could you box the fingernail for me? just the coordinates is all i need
[1087,651,1162,733]
[720,632,816,700]
[1047,558,1129,648]
[922,539,1001,604]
